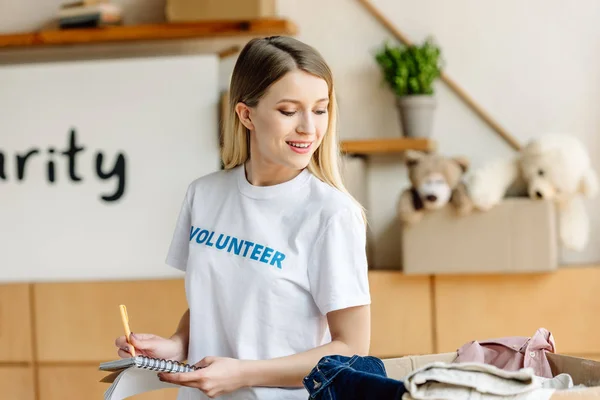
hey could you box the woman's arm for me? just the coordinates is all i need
[159,304,371,394]
[244,304,371,388]
[170,308,190,359]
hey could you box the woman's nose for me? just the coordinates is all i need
[296,112,316,135]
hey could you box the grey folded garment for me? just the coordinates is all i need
[402,361,574,400]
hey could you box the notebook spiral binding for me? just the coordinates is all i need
[137,355,198,373]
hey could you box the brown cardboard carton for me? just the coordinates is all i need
[546,353,600,387]
[383,352,600,387]
[166,0,276,22]
[401,198,558,275]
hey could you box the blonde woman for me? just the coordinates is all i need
[115,36,371,400]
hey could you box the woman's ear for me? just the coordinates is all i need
[235,102,254,131]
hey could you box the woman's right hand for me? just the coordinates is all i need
[115,333,187,362]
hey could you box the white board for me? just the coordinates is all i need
[0,55,221,282]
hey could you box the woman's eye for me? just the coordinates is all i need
[314,109,327,115]
[279,110,296,116]
[538,169,544,176]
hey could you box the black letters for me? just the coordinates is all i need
[16,149,39,180]
[61,128,84,182]
[96,152,126,202]
[0,151,5,180]
[47,148,56,183]
[3,128,128,203]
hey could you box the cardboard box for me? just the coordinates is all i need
[401,198,558,275]
[383,352,600,387]
[166,0,276,22]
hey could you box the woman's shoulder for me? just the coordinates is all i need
[306,173,365,224]
[190,167,236,187]
[182,166,239,199]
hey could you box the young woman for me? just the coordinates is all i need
[115,35,371,400]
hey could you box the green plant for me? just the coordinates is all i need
[374,37,443,97]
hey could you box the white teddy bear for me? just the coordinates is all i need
[467,133,599,252]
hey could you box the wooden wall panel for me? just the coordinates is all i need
[0,284,32,362]
[368,271,433,358]
[0,366,35,400]
[38,366,178,400]
[33,279,188,362]
[434,267,600,354]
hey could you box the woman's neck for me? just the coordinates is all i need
[244,158,303,187]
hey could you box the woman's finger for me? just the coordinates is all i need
[129,333,158,340]
[117,347,134,358]
[196,356,216,368]
[114,336,128,347]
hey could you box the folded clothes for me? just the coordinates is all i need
[402,361,573,400]
[537,374,575,391]
[302,354,577,400]
[303,354,407,400]
[455,327,557,378]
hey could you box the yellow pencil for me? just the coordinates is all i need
[119,304,136,357]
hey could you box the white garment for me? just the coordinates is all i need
[165,165,371,400]
[401,361,563,400]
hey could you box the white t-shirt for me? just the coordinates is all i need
[165,164,371,400]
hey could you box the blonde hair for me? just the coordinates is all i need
[221,36,367,224]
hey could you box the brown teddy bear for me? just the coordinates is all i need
[397,150,473,225]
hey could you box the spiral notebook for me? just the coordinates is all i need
[99,356,198,400]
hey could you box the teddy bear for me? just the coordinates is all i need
[397,149,474,226]
[467,133,599,251]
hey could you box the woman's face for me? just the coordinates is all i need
[237,69,330,172]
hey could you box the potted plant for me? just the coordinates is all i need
[375,37,443,138]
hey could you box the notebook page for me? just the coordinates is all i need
[105,367,181,400]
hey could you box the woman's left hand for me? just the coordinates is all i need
[158,356,251,398]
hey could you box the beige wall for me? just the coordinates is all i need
[2,0,600,269]
[271,0,600,268]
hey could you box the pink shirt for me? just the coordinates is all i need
[455,327,556,378]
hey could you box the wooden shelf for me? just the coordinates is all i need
[0,18,297,51]
[340,138,436,155]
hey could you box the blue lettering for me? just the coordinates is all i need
[216,234,230,250]
[250,244,264,261]
[196,230,209,244]
[189,227,200,241]
[227,238,243,255]
[242,241,254,257]
[270,251,286,269]
[206,231,215,247]
[260,247,274,263]
[191,228,285,269]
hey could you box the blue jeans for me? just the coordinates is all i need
[302,355,407,399]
